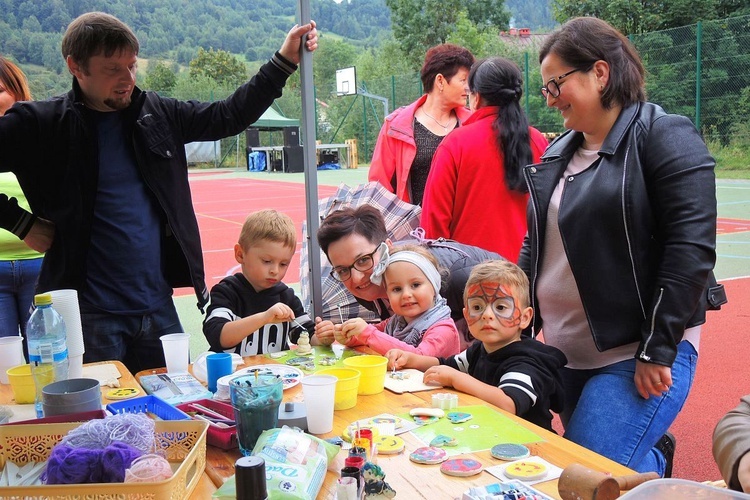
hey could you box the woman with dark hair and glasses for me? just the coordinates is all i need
[519,17,717,477]
[369,44,475,205]
[313,205,499,350]
[421,57,548,261]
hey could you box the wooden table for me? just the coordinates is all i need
[200,355,636,499]
[0,358,636,498]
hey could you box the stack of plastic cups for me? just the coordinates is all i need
[47,290,85,379]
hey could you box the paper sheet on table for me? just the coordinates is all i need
[82,363,122,386]
[484,455,563,486]
[383,368,442,394]
[406,405,543,456]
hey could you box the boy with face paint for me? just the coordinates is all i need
[386,260,567,430]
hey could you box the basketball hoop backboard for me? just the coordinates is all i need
[336,66,357,96]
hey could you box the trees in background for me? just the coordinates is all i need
[384,0,511,66]
[189,48,247,88]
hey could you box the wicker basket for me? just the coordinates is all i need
[0,419,208,499]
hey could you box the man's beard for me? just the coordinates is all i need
[103,95,131,110]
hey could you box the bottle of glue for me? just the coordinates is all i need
[235,456,267,500]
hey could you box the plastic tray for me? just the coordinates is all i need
[177,398,238,450]
[5,409,107,425]
[0,419,208,499]
[106,394,191,420]
[620,478,750,499]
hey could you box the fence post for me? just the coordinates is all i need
[524,52,529,116]
[363,87,368,159]
[391,75,396,113]
[695,21,702,130]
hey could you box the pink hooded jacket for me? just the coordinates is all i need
[368,94,472,203]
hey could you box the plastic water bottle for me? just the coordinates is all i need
[26,293,69,417]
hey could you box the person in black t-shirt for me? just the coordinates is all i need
[386,260,566,430]
[203,210,313,356]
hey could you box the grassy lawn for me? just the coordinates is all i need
[712,144,750,179]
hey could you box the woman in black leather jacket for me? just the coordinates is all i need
[519,17,717,477]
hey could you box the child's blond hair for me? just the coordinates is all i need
[463,260,530,308]
[238,209,296,250]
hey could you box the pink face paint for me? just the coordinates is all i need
[465,281,522,327]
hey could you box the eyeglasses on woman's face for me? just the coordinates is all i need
[540,68,580,98]
[330,246,380,282]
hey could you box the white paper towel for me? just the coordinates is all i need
[46,289,85,357]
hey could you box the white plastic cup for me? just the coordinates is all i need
[301,375,337,434]
[160,333,190,373]
[46,289,85,357]
[0,336,25,385]
[68,354,84,379]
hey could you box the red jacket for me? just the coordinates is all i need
[368,94,472,203]
[420,106,548,262]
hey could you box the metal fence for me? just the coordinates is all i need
[170,15,750,167]
[333,14,750,162]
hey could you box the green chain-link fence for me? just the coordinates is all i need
[180,15,750,168]
[332,15,750,164]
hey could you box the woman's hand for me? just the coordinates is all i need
[634,361,673,399]
[313,317,335,346]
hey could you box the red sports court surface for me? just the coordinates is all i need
[176,177,338,296]
[182,172,749,483]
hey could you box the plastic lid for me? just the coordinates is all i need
[235,456,267,499]
[34,293,52,306]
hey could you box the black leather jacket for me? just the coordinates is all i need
[0,53,296,310]
[519,102,716,367]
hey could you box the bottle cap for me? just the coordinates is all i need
[235,456,267,500]
[34,293,52,306]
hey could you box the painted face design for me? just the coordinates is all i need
[465,282,522,328]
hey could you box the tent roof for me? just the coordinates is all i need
[249,107,300,130]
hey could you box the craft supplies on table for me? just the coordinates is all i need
[137,371,212,405]
[0,419,208,498]
[107,394,192,420]
[177,399,238,450]
[405,405,543,457]
[484,455,564,486]
[462,481,555,500]
[384,368,443,394]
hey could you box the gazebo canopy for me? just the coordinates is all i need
[250,107,300,130]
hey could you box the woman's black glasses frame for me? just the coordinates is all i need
[541,68,581,98]
[330,247,380,282]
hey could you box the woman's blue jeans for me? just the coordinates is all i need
[561,340,698,476]
[0,258,43,338]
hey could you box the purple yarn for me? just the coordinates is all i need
[101,442,143,482]
[44,441,143,484]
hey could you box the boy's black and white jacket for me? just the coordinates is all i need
[203,273,314,356]
[439,336,567,430]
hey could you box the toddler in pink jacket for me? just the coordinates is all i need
[334,245,461,358]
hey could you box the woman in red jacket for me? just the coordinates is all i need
[368,44,474,205]
[421,57,548,262]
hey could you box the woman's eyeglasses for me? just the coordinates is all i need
[330,247,380,282]
[540,68,581,98]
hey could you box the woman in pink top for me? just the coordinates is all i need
[334,245,460,358]
[421,57,548,261]
[368,44,474,205]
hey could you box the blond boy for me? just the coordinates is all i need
[386,260,566,430]
[203,209,313,355]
